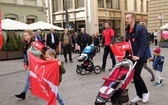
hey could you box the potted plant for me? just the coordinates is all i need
[7,35,23,59]
[159,38,168,48]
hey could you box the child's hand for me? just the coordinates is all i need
[148,57,153,61]
[161,59,164,62]
[58,61,61,65]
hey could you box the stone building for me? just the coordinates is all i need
[148,0,168,33]
[49,0,148,35]
[0,0,47,24]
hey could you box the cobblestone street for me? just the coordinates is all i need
[0,46,168,105]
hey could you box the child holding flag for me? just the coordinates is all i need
[45,49,66,105]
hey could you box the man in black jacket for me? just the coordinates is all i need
[46,28,59,50]
[77,28,91,54]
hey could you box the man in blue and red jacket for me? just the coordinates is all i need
[125,12,149,103]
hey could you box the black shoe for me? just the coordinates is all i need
[150,77,155,82]
[15,92,26,100]
[150,76,155,82]
[70,60,73,63]
[102,68,105,72]
[65,60,68,63]
[109,68,112,71]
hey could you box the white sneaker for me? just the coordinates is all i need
[142,92,150,103]
[130,96,142,103]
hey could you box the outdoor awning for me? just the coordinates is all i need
[160,23,168,30]
[2,19,31,30]
[28,21,64,30]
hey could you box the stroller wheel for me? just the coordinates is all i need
[80,69,86,75]
[94,65,101,74]
[76,68,81,74]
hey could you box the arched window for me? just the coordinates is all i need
[26,15,38,24]
[4,13,18,20]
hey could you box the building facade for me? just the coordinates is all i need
[0,0,47,24]
[52,0,148,36]
[148,0,168,34]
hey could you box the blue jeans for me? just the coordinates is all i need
[22,73,30,93]
[57,93,65,105]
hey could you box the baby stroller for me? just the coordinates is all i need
[76,44,101,75]
[95,41,137,105]
[95,59,137,105]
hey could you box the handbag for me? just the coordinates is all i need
[75,43,80,51]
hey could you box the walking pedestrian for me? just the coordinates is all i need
[35,30,44,44]
[72,31,78,53]
[60,28,73,63]
[125,12,149,103]
[45,49,66,105]
[149,47,165,87]
[77,28,91,54]
[93,32,101,53]
[101,21,116,71]
[46,28,59,51]
[149,31,154,45]
[154,30,158,46]
[139,22,155,81]
[15,30,42,99]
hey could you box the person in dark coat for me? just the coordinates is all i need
[125,12,149,103]
[46,28,59,50]
[77,28,91,54]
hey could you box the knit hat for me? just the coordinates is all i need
[153,47,161,54]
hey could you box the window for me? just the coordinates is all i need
[77,21,85,31]
[98,0,104,8]
[4,14,18,20]
[53,0,62,12]
[114,20,120,36]
[27,18,35,24]
[63,0,73,10]
[26,15,37,24]
[113,0,120,9]
[106,0,112,8]
[141,0,143,12]
[5,17,16,20]
[125,0,127,10]
[75,0,84,8]
[146,1,148,12]
[134,0,137,11]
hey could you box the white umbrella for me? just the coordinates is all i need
[160,23,168,30]
[2,19,31,30]
[29,21,64,30]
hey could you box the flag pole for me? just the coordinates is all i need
[0,10,3,50]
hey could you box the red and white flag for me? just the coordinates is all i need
[111,41,132,61]
[29,53,60,105]
[0,11,3,50]
[33,40,45,51]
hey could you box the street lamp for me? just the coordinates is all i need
[65,0,70,29]
[158,14,164,28]
[158,14,164,44]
